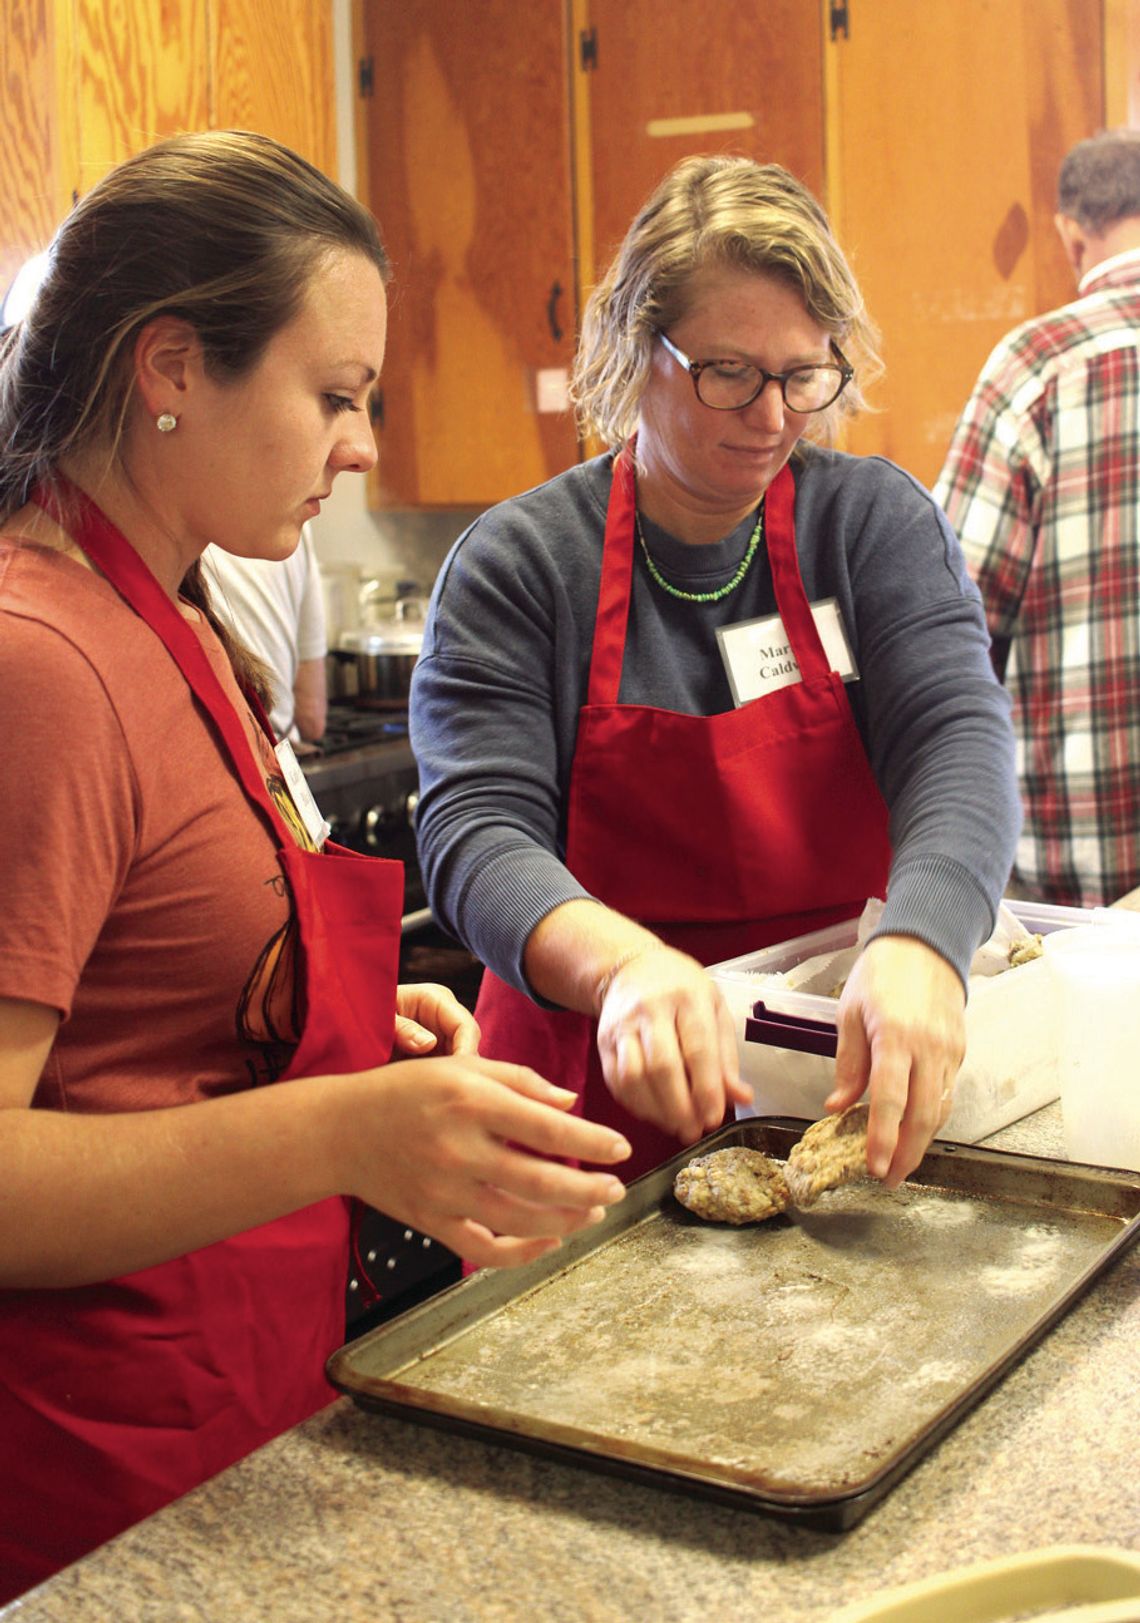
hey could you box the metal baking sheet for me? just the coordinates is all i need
[327,1120,1140,1530]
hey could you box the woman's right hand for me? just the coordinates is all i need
[594,945,750,1144]
[338,1055,631,1268]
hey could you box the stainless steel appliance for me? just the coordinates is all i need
[301,702,482,1331]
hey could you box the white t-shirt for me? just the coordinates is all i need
[203,527,327,741]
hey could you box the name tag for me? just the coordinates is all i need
[716,598,858,706]
[274,739,331,850]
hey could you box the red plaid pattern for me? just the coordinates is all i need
[935,252,1140,906]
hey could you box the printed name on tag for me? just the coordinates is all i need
[274,739,331,850]
[716,598,858,706]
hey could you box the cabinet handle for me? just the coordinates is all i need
[546,280,564,342]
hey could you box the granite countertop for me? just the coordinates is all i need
[6,1103,1139,1623]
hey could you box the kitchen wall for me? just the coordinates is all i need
[308,0,486,623]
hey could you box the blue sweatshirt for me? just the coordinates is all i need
[410,446,1020,996]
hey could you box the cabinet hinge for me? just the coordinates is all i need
[358,56,374,98]
[829,2,849,40]
[579,27,598,71]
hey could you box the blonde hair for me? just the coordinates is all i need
[571,155,881,451]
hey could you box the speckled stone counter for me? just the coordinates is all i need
[5,1103,1139,1623]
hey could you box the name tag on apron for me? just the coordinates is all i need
[716,598,858,706]
[274,739,331,849]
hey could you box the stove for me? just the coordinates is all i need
[301,703,480,1329]
[301,707,422,902]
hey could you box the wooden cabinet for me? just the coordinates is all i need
[358,0,1111,507]
[827,0,1103,486]
[358,0,824,507]
[0,0,79,293]
[358,0,580,508]
[0,0,335,299]
[581,0,825,277]
[210,0,335,174]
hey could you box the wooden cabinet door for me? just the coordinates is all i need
[0,0,78,292]
[76,0,209,186]
[359,0,579,508]
[211,0,335,175]
[0,0,333,307]
[73,0,332,184]
[76,0,330,188]
[826,0,1103,489]
[581,0,825,289]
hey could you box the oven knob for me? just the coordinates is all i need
[363,801,399,849]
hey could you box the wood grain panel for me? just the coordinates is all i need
[0,0,77,291]
[1103,0,1140,126]
[1,0,339,319]
[828,0,1103,489]
[212,0,336,175]
[76,0,209,191]
[362,0,579,506]
[1027,0,1105,313]
[583,0,826,289]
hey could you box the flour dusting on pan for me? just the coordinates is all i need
[399,1177,1119,1494]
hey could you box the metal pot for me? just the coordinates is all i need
[330,620,423,702]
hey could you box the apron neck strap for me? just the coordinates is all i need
[31,477,291,843]
[763,461,830,681]
[588,448,638,707]
[589,452,830,707]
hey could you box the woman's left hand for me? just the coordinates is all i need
[393,982,480,1057]
[827,934,966,1187]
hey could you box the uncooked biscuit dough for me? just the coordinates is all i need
[673,1146,791,1225]
[784,1102,870,1208]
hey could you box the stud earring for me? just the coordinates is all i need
[156,412,177,433]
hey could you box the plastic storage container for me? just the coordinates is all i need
[827,1543,1140,1623]
[710,899,1097,1143]
[1043,922,1140,1171]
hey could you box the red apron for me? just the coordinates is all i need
[475,451,891,1180]
[0,486,403,1600]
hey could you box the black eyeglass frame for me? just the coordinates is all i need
[657,330,854,414]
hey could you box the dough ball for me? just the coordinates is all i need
[673,1146,790,1225]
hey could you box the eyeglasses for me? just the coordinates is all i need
[657,331,854,414]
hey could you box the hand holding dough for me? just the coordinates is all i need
[783,1102,870,1208]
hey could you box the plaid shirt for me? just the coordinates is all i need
[934,250,1140,906]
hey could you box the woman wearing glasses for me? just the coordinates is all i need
[410,155,1018,1192]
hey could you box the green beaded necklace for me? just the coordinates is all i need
[635,498,765,604]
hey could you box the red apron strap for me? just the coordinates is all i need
[764,462,831,682]
[587,448,638,707]
[590,453,834,702]
[31,479,292,845]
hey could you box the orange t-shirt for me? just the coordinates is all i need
[0,540,304,1111]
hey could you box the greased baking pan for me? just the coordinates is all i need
[327,1120,1140,1530]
